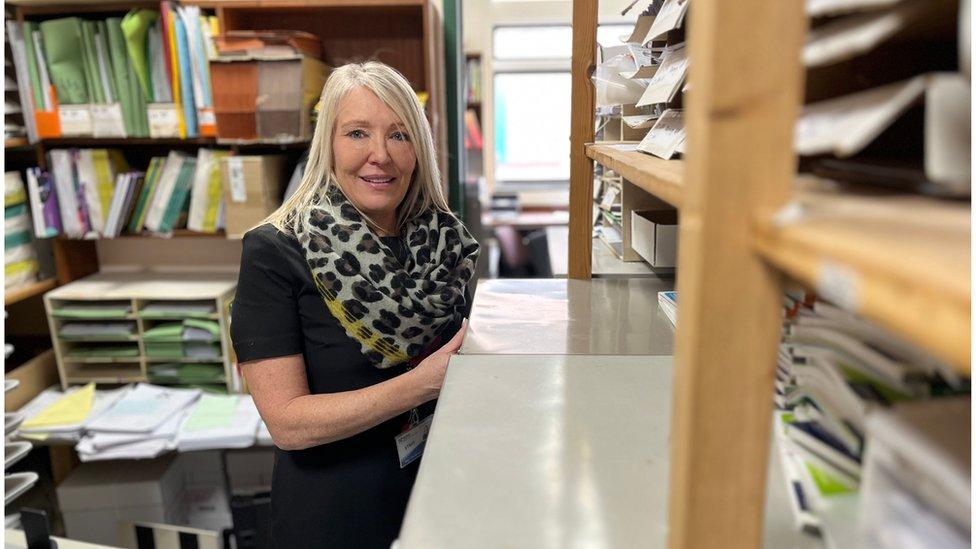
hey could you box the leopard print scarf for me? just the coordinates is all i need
[296,188,479,369]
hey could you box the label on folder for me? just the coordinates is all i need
[148,104,181,138]
[58,105,93,136]
[227,158,248,203]
[92,104,126,138]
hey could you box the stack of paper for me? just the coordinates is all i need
[4,172,39,289]
[140,301,216,318]
[18,384,131,443]
[859,398,970,548]
[59,321,136,340]
[176,394,261,451]
[657,291,677,328]
[77,383,202,461]
[773,292,968,538]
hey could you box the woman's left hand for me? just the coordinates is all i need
[410,319,468,400]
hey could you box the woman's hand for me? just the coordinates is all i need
[412,319,468,400]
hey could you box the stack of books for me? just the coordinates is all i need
[28,148,227,238]
[773,292,969,542]
[4,171,39,289]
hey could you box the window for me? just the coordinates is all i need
[493,25,572,60]
[493,72,572,183]
[491,23,635,185]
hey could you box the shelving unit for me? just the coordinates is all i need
[566,1,969,548]
[7,0,448,284]
[43,272,238,392]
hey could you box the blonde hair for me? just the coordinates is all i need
[263,61,450,235]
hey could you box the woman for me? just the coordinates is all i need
[231,61,479,548]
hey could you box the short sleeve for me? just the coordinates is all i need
[231,227,304,362]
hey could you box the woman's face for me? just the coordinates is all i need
[332,86,417,234]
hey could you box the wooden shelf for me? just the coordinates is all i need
[39,137,308,149]
[586,144,684,208]
[4,137,31,149]
[755,190,971,373]
[5,278,57,306]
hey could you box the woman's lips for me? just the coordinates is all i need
[360,175,396,189]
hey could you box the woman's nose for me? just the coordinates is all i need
[368,136,390,165]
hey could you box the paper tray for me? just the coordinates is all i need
[5,442,32,469]
[5,412,24,436]
[5,472,39,505]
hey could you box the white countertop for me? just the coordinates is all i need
[399,354,675,549]
[398,354,827,549]
[461,278,675,355]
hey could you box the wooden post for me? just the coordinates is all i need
[666,0,806,548]
[567,0,597,280]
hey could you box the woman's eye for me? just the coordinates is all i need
[348,130,367,139]
[391,131,409,142]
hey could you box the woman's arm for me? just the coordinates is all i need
[244,320,466,451]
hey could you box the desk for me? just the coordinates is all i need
[481,210,569,230]
[461,278,675,356]
[546,226,658,278]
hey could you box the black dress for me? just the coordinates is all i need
[231,223,466,549]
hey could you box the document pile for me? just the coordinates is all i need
[773,292,968,539]
[76,383,201,462]
[859,397,969,548]
[176,394,261,452]
[657,291,676,328]
[18,384,129,443]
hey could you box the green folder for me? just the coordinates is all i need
[52,307,130,319]
[21,22,44,108]
[66,345,140,358]
[120,9,158,101]
[79,21,102,103]
[145,341,184,358]
[38,17,90,104]
[158,157,197,233]
[94,22,119,103]
[143,322,184,342]
[184,318,220,338]
[105,17,136,134]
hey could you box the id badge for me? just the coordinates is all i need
[395,414,433,468]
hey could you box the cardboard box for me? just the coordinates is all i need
[211,60,259,140]
[220,155,287,238]
[56,456,185,546]
[257,56,329,141]
[631,209,678,268]
[212,54,329,142]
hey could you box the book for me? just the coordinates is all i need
[127,156,163,233]
[157,157,198,234]
[25,168,62,238]
[187,149,228,233]
[48,149,88,237]
[142,151,186,232]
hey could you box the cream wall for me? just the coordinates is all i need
[461,0,633,190]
